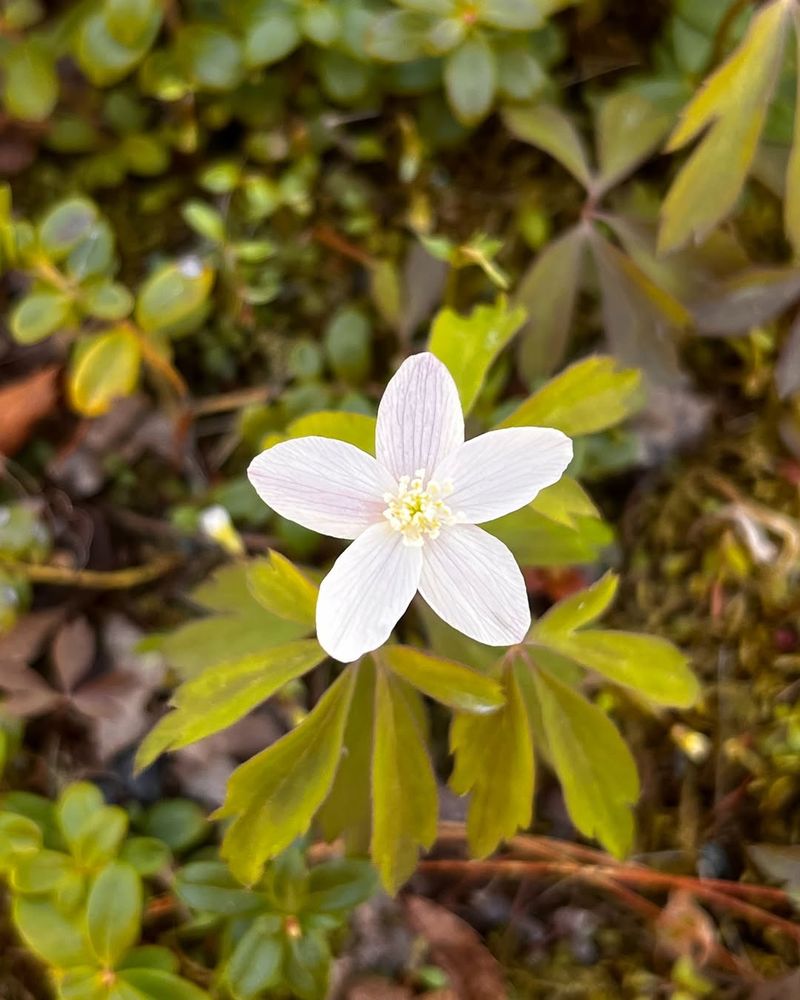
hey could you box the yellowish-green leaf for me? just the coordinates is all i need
[381,645,504,714]
[286,410,376,455]
[498,356,643,436]
[10,291,71,344]
[534,572,619,635]
[86,862,142,967]
[444,34,497,126]
[371,669,437,892]
[449,662,533,857]
[516,224,586,381]
[787,15,800,257]
[659,0,790,253]
[503,103,593,189]
[530,476,601,528]
[13,898,93,968]
[216,666,356,885]
[532,665,638,856]
[67,327,141,417]
[428,298,526,413]
[136,639,326,769]
[4,41,58,123]
[246,552,318,626]
[135,260,214,337]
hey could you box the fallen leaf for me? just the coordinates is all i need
[51,616,96,693]
[0,367,59,457]
[404,895,507,1000]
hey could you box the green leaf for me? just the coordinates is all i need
[0,813,42,868]
[382,645,504,714]
[286,411,376,454]
[498,356,644,436]
[324,306,372,383]
[104,0,157,47]
[142,800,208,853]
[119,837,171,876]
[57,782,105,851]
[82,281,134,321]
[306,858,378,915]
[181,200,225,243]
[659,0,791,253]
[317,659,375,852]
[495,40,546,102]
[516,225,586,381]
[87,861,142,966]
[13,898,93,967]
[67,327,141,417]
[371,669,438,892]
[39,197,98,257]
[11,849,72,894]
[428,298,526,413]
[786,15,800,257]
[224,917,284,999]
[4,41,58,122]
[119,946,178,973]
[176,25,244,91]
[10,291,71,344]
[595,91,673,193]
[444,35,497,126]
[117,969,211,1000]
[136,639,326,768]
[216,666,356,885]
[71,807,129,867]
[176,860,264,916]
[135,260,214,338]
[535,572,618,634]
[76,9,161,86]
[481,0,544,30]
[246,552,318,626]
[503,103,593,188]
[532,665,638,856]
[449,661,534,857]
[284,930,331,1000]
[367,11,428,63]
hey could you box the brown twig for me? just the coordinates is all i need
[0,554,180,589]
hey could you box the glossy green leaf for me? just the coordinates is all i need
[135,260,214,337]
[371,669,437,892]
[428,298,526,413]
[286,411,376,454]
[498,356,644,436]
[13,897,93,967]
[450,661,534,857]
[516,224,586,381]
[10,291,71,344]
[71,806,129,867]
[87,861,142,966]
[68,327,141,417]
[246,551,318,626]
[382,645,504,713]
[216,666,356,885]
[444,35,496,126]
[532,665,638,856]
[4,41,58,122]
[659,0,790,253]
[0,813,42,868]
[76,9,160,86]
[224,917,284,999]
[535,572,618,635]
[11,849,72,894]
[503,102,593,188]
[136,639,325,768]
[39,197,98,256]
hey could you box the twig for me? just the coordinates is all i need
[190,385,272,417]
[0,554,180,589]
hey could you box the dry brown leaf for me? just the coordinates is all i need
[0,366,60,457]
[51,616,96,692]
[0,608,65,667]
[403,895,507,1000]
[656,890,718,966]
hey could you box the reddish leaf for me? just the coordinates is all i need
[0,367,60,457]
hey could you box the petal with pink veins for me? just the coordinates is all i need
[418,523,530,646]
[316,522,423,662]
[248,437,393,540]
[376,353,464,481]
[434,427,572,524]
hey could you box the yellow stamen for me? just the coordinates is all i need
[382,468,462,546]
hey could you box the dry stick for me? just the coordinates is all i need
[0,554,180,589]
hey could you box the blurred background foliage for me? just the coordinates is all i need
[4,0,800,998]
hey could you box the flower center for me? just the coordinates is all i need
[383,469,460,547]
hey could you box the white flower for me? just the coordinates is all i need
[248,353,573,662]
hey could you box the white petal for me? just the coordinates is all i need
[316,522,423,662]
[248,437,393,540]
[434,427,573,523]
[376,352,464,480]
[418,524,530,646]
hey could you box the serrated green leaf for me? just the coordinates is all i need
[444,35,497,126]
[449,661,534,857]
[246,552,318,626]
[428,298,526,413]
[381,645,504,713]
[87,861,142,966]
[286,411,376,455]
[503,103,593,188]
[67,327,141,417]
[532,665,638,856]
[216,666,356,885]
[371,670,437,892]
[659,0,790,253]
[498,356,643,436]
[516,225,586,381]
[136,639,325,769]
